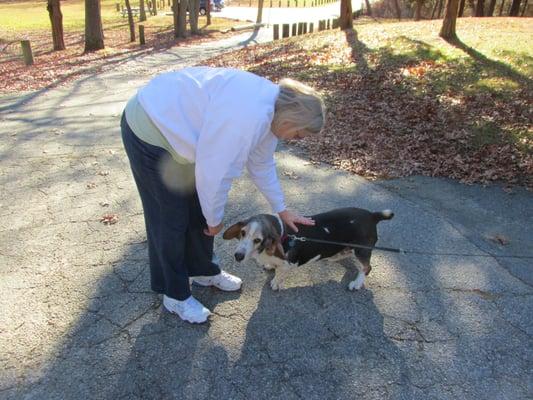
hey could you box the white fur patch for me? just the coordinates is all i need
[381,210,393,218]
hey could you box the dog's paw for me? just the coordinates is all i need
[270,277,284,291]
[348,278,365,291]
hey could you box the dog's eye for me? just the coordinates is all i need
[253,238,261,244]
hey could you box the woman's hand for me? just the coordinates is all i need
[204,223,224,236]
[278,209,315,233]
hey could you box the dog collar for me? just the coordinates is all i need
[275,214,284,237]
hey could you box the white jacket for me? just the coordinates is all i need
[137,67,286,227]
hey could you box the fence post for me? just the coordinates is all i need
[326,19,330,29]
[116,3,120,11]
[20,40,34,66]
[309,22,313,32]
[292,23,297,36]
[139,25,145,45]
[273,24,280,40]
[282,23,290,37]
[303,22,307,34]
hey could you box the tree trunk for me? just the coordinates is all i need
[364,0,372,16]
[431,0,439,18]
[125,0,135,41]
[393,0,402,19]
[84,0,104,52]
[520,0,528,14]
[437,0,445,17]
[189,0,199,34]
[440,0,460,38]
[47,0,65,50]
[458,0,466,15]
[499,0,505,15]
[487,0,497,14]
[256,0,264,23]
[468,0,476,14]
[415,0,423,20]
[340,0,354,28]
[140,0,147,21]
[152,0,158,15]
[178,0,188,37]
[509,0,521,14]
[206,0,211,25]
[475,0,485,15]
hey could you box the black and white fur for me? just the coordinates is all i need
[223,207,394,291]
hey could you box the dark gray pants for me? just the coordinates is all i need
[121,113,220,300]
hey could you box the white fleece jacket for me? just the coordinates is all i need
[137,66,286,227]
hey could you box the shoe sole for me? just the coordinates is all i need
[164,306,210,324]
[191,280,242,291]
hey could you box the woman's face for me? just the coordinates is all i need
[272,121,309,140]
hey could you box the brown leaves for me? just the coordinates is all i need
[100,214,118,225]
[205,20,532,188]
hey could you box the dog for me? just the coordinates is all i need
[223,207,394,291]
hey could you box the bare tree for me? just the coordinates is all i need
[47,0,65,50]
[140,0,147,21]
[440,0,460,38]
[437,0,445,16]
[256,0,265,23]
[475,0,485,15]
[487,0,497,14]
[125,0,135,42]
[499,0,506,15]
[520,0,528,15]
[458,0,466,15]
[414,0,424,20]
[340,0,354,28]
[189,0,200,34]
[393,0,402,18]
[173,0,187,38]
[509,0,521,14]
[364,0,373,16]
[84,0,104,52]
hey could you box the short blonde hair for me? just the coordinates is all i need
[272,78,326,135]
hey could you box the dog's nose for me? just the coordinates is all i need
[234,252,245,262]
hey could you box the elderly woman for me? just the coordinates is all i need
[121,66,325,324]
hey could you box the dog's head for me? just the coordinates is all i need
[223,214,285,263]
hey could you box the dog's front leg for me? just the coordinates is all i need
[348,259,368,291]
[270,261,291,291]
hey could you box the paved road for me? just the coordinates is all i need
[218,0,363,24]
[0,26,532,400]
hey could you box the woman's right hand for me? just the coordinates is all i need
[204,223,224,237]
[279,209,315,233]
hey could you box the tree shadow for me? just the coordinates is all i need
[445,36,532,89]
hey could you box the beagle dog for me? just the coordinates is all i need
[223,207,394,291]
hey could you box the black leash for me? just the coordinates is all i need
[287,235,533,260]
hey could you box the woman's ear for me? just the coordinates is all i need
[222,221,245,240]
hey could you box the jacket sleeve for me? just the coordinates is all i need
[195,117,258,227]
[246,134,286,214]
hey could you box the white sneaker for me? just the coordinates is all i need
[163,295,211,324]
[192,270,242,291]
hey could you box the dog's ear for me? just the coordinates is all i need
[265,236,285,259]
[222,221,245,240]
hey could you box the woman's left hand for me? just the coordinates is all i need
[204,223,224,236]
[278,209,315,233]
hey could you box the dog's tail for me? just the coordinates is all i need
[372,209,394,222]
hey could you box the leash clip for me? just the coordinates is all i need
[288,234,306,242]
